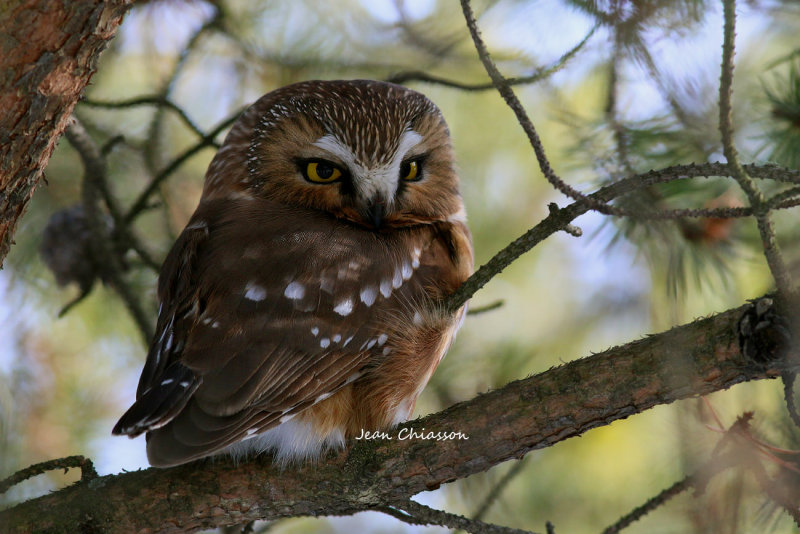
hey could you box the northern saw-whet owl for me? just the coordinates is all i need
[113,80,474,467]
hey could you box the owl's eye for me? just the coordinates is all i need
[303,160,343,183]
[400,159,422,182]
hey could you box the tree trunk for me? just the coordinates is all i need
[0,0,131,267]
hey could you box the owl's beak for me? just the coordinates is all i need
[366,199,386,229]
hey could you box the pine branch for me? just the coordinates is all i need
[2,296,793,533]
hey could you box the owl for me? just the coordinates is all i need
[112,79,473,467]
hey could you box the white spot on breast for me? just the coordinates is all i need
[320,338,330,348]
[380,279,392,298]
[333,298,353,316]
[311,326,319,337]
[413,311,423,326]
[392,268,403,289]
[333,334,342,343]
[244,281,267,301]
[412,257,421,269]
[377,333,388,346]
[284,281,305,300]
[360,287,377,306]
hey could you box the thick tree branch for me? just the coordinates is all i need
[0,0,131,268]
[2,297,792,533]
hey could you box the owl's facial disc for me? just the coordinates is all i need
[312,130,424,228]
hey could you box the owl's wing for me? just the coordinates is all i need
[113,198,454,465]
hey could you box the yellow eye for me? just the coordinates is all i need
[304,161,342,183]
[400,159,421,181]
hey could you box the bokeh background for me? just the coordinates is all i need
[2,0,800,532]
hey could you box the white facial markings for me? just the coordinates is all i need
[360,287,377,306]
[311,129,424,204]
[333,298,354,316]
[244,281,267,302]
[284,281,306,300]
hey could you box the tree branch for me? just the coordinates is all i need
[2,297,792,533]
[0,0,131,268]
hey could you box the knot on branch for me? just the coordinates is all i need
[737,297,792,365]
[40,205,115,293]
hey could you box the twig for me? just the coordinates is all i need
[65,120,154,344]
[388,23,598,90]
[459,0,619,215]
[445,161,800,314]
[124,111,242,224]
[385,499,538,534]
[0,456,97,495]
[83,96,209,142]
[719,0,795,298]
[467,300,505,316]
[472,459,528,521]
[782,372,800,428]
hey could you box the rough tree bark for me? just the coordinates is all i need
[0,0,131,268]
[1,298,786,533]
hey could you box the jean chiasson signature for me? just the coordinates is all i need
[354,427,469,441]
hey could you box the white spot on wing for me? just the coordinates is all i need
[315,392,332,403]
[160,378,174,386]
[244,281,267,301]
[320,338,330,348]
[377,333,388,346]
[360,287,377,306]
[413,311,423,325]
[401,261,413,280]
[284,281,305,300]
[333,334,342,343]
[392,268,403,289]
[380,279,392,298]
[333,298,353,316]
[311,326,319,337]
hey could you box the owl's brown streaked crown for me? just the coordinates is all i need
[252,80,440,166]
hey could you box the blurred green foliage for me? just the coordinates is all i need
[2,0,800,532]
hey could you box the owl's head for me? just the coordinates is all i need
[202,80,464,229]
